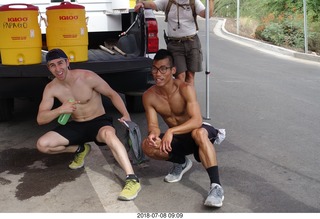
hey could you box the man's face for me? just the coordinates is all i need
[47,58,69,80]
[152,58,176,85]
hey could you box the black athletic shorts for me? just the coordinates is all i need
[53,114,113,146]
[160,123,218,162]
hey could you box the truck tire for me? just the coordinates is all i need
[125,94,145,113]
[0,98,14,121]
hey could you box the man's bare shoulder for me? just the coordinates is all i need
[45,78,60,90]
[71,69,101,84]
[42,78,65,101]
[71,69,95,76]
[143,85,157,95]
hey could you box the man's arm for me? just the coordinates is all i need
[134,1,158,12]
[91,73,130,121]
[142,90,162,149]
[142,90,161,137]
[108,89,131,121]
[37,85,60,125]
[199,0,214,18]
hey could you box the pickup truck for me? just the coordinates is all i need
[0,0,159,121]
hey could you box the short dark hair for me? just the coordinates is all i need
[154,49,174,67]
[46,48,68,63]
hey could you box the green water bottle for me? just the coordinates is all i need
[58,99,74,125]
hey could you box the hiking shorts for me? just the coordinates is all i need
[167,34,203,76]
[53,114,113,146]
[160,123,218,162]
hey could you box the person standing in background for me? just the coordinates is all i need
[134,0,214,85]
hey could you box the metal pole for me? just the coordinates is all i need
[237,0,240,35]
[204,0,211,120]
[303,0,308,53]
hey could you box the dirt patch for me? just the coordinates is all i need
[224,18,257,39]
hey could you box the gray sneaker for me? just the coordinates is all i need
[164,156,192,183]
[204,183,224,207]
[214,129,226,145]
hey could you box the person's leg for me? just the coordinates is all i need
[97,125,140,201]
[97,126,135,174]
[175,71,186,82]
[185,70,195,85]
[37,130,91,169]
[167,41,187,82]
[142,134,193,183]
[192,128,218,169]
[141,137,169,160]
[186,35,202,86]
[191,127,224,207]
[37,130,90,169]
[37,131,78,154]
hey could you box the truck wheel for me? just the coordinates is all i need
[125,94,145,113]
[0,98,14,121]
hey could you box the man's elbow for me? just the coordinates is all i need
[37,116,46,125]
[195,118,203,128]
[200,9,214,18]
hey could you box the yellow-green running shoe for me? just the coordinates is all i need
[118,179,141,201]
[69,143,91,169]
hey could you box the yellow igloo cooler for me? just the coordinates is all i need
[0,4,42,65]
[46,1,88,62]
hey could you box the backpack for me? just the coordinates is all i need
[164,0,198,31]
[123,120,148,165]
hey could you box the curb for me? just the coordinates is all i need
[219,18,320,63]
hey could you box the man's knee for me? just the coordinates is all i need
[141,139,151,156]
[98,126,117,145]
[36,137,50,153]
[192,128,209,145]
[141,139,167,160]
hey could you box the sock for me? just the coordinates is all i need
[206,166,221,186]
[75,144,85,153]
[126,174,139,182]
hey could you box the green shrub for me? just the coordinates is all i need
[308,23,320,54]
[261,22,285,46]
[282,19,305,49]
[259,18,305,50]
[309,32,320,54]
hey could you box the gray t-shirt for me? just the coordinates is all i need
[154,0,205,38]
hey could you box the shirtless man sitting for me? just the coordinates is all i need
[142,49,226,207]
[36,48,140,201]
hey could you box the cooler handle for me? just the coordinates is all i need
[60,2,72,6]
[1,3,38,10]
